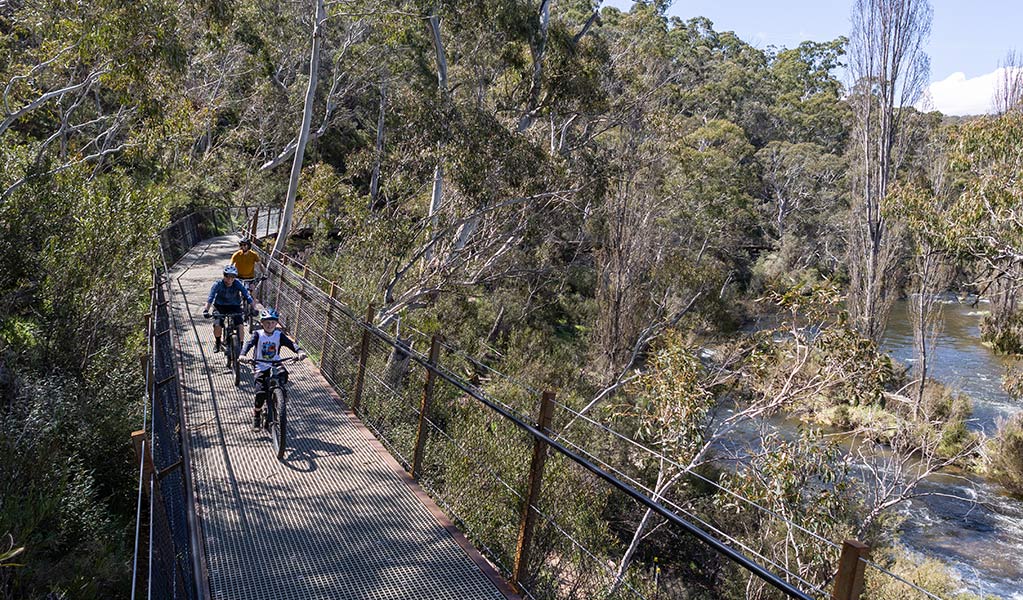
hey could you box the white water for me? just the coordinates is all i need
[882,298,1023,598]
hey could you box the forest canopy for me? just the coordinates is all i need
[2,0,1022,598]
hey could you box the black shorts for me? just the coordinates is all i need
[255,367,289,390]
[214,304,245,328]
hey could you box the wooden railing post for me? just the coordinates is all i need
[512,391,556,593]
[250,208,259,240]
[294,264,309,341]
[132,431,156,495]
[274,255,287,310]
[351,303,374,412]
[831,539,870,600]
[321,283,337,366]
[412,334,442,479]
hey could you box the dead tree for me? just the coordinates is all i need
[994,50,1023,115]
[847,0,932,341]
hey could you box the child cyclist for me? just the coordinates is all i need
[239,308,306,429]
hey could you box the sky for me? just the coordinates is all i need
[602,0,1023,115]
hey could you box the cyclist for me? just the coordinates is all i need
[239,308,306,429]
[231,238,261,297]
[202,265,255,353]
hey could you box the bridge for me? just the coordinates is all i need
[130,209,933,600]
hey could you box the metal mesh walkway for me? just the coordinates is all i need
[167,236,510,600]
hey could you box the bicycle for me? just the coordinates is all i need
[240,275,269,327]
[239,356,301,460]
[206,309,246,387]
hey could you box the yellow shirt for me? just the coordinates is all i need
[231,250,260,279]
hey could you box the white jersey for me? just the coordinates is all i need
[252,329,283,373]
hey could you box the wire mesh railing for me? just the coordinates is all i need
[131,269,201,600]
[132,207,959,600]
[133,206,282,600]
[253,247,854,600]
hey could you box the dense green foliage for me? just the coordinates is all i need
[2,0,1021,598]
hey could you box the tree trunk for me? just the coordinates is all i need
[516,0,551,133]
[423,14,448,266]
[272,0,325,258]
[369,74,388,210]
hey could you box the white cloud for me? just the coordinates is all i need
[919,67,1023,116]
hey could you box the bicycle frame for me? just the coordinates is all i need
[240,276,268,327]
[245,357,299,460]
[208,310,246,386]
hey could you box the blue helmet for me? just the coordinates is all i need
[223,265,239,276]
[259,308,280,321]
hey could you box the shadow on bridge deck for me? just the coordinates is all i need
[167,236,514,600]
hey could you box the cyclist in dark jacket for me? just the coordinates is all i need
[202,265,255,353]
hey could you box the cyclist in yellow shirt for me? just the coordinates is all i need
[232,238,262,314]
[231,238,260,280]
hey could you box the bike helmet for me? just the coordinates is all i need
[223,265,239,276]
[238,238,251,247]
[259,308,280,321]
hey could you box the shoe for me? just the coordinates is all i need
[214,340,222,353]
[253,411,262,429]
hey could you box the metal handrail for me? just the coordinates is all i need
[137,207,891,600]
[257,243,817,600]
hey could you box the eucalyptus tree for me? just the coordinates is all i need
[271,0,327,257]
[945,111,1023,352]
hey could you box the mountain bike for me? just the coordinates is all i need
[240,356,301,460]
[206,310,246,387]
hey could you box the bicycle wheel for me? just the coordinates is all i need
[271,387,287,460]
[264,389,275,431]
[230,331,241,387]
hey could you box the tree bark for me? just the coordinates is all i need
[516,0,551,133]
[272,0,326,258]
[369,74,388,210]
[423,13,448,266]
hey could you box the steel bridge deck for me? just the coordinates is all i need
[168,237,509,600]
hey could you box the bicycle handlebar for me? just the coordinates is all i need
[205,309,249,319]
[239,356,303,364]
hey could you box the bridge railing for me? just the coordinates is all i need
[253,246,877,600]
[133,206,281,600]
[134,207,944,600]
[132,267,204,600]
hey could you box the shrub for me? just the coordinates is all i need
[987,414,1023,496]
[865,547,992,599]
[1002,363,1023,401]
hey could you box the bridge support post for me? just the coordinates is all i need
[352,303,375,412]
[831,539,869,600]
[412,334,442,480]
[132,431,157,495]
[274,255,287,311]
[321,283,337,371]
[250,208,259,240]
[294,265,309,342]
[512,390,556,593]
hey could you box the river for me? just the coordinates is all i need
[882,298,1023,599]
